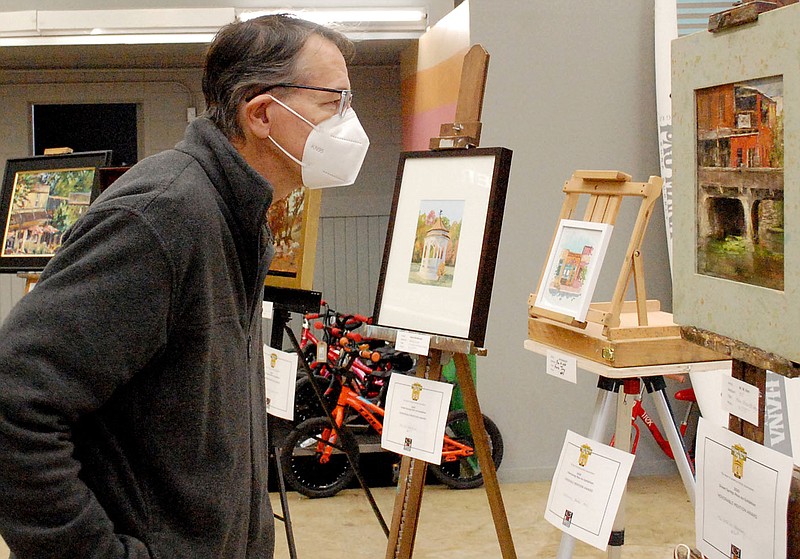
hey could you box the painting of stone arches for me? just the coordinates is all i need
[407,199,465,288]
[695,75,784,291]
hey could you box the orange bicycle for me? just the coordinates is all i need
[280,340,504,498]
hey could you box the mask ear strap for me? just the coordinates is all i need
[267,94,316,130]
[267,135,306,167]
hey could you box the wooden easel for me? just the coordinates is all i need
[364,327,517,559]
[530,170,662,333]
[528,170,724,367]
[373,42,517,559]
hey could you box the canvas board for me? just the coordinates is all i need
[671,3,800,362]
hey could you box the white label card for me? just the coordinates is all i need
[381,373,453,464]
[695,417,793,559]
[261,301,274,320]
[722,375,760,426]
[544,430,635,551]
[315,341,328,365]
[394,330,431,356]
[263,344,298,421]
[546,349,577,384]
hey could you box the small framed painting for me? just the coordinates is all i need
[534,219,613,322]
[264,186,321,290]
[373,147,512,347]
[0,150,112,273]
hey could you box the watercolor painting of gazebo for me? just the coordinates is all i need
[408,199,465,288]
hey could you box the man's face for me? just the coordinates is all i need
[267,34,351,179]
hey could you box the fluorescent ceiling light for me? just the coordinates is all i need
[0,33,218,47]
[37,8,235,35]
[238,8,426,26]
[0,10,36,36]
[0,7,423,46]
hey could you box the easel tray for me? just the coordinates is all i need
[527,302,727,368]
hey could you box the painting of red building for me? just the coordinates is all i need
[695,75,784,291]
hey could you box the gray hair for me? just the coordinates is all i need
[202,14,354,140]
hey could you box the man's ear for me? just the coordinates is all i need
[240,95,273,140]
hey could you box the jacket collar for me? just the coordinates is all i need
[175,117,273,240]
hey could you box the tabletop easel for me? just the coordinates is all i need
[528,170,722,367]
[525,171,727,558]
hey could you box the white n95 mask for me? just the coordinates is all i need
[267,97,370,189]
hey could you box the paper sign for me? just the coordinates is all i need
[261,300,274,320]
[722,375,760,426]
[544,430,635,550]
[263,344,298,421]
[395,330,431,356]
[546,349,577,384]
[695,417,793,559]
[381,373,453,464]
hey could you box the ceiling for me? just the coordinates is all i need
[0,38,415,71]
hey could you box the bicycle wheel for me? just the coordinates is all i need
[280,416,360,498]
[293,374,338,425]
[429,410,504,490]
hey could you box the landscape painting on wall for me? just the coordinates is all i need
[407,200,465,288]
[0,150,111,272]
[2,168,95,258]
[695,75,784,291]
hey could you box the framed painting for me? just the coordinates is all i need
[265,186,321,290]
[533,219,613,323]
[0,150,112,273]
[373,147,512,347]
[671,3,800,361]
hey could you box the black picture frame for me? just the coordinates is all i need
[0,150,112,273]
[373,147,512,347]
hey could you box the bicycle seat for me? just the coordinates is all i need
[674,388,696,402]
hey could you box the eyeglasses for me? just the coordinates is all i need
[248,83,354,117]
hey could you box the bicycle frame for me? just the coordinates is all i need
[315,379,474,465]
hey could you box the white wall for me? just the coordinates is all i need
[470,0,678,481]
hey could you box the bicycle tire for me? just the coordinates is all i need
[429,410,504,490]
[280,416,360,498]
[292,374,338,425]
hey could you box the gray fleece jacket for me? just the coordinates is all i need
[0,117,276,558]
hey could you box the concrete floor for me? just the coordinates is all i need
[0,475,695,558]
[270,475,695,559]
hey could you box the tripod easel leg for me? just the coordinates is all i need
[645,377,696,504]
[452,352,518,559]
[556,381,617,559]
[385,352,441,559]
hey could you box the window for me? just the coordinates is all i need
[32,103,138,167]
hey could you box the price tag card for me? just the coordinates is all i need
[261,301,274,320]
[263,344,298,421]
[381,373,453,464]
[546,349,577,384]
[722,375,760,426]
[395,330,431,356]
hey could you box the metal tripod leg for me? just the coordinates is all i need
[556,378,617,559]
[646,378,696,505]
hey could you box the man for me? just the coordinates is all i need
[0,14,368,559]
